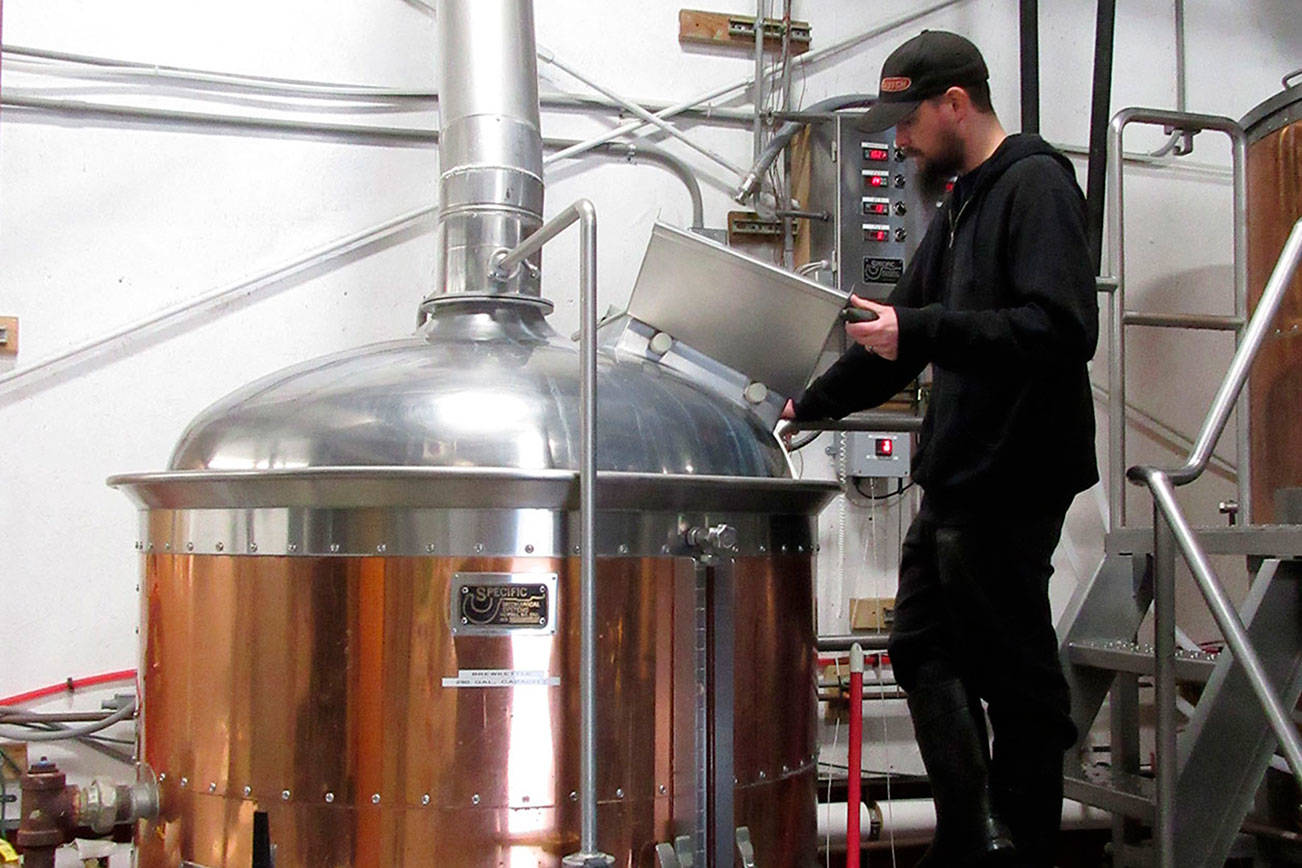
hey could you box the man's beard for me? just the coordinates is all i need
[914,127,965,201]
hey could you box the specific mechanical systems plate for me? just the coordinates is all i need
[450,572,558,635]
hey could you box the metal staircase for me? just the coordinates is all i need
[1057,106,1302,868]
[1061,535,1302,866]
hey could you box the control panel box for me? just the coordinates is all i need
[845,430,911,478]
[802,114,938,301]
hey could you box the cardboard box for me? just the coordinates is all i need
[849,597,895,632]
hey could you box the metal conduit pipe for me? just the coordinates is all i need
[0,205,437,405]
[752,0,766,163]
[0,94,706,231]
[1149,0,1189,158]
[2,44,763,125]
[547,0,972,166]
[538,46,746,177]
[1085,0,1117,273]
[556,140,704,229]
[734,94,875,203]
[1019,0,1040,134]
[0,134,702,406]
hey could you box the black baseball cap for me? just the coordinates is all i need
[858,30,989,132]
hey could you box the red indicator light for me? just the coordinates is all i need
[875,437,893,457]
[862,198,889,215]
[864,228,889,242]
[867,175,886,187]
[866,147,890,162]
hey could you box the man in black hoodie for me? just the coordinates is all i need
[784,31,1098,868]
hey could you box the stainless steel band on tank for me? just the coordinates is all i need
[129,509,817,559]
[112,469,829,558]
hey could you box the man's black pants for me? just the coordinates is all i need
[887,495,1078,864]
[887,495,1077,750]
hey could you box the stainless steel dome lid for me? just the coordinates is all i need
[164,304,792,479]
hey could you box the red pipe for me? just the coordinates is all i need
[0,670,136,707]
[847,643,864,868]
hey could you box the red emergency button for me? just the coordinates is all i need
[875,437,893,457]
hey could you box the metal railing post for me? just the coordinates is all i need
[1152,508,1177,868]
[1106,114,1127,530]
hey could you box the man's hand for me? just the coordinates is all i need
[781,399,796,421]
[844,294,899,360]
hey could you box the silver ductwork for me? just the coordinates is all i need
[427,0,547,311]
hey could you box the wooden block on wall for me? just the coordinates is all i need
[679,9,811,54]
[0,317,17,357]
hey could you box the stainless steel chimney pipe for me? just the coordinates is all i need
[427,0,546,310]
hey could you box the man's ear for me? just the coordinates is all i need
[944,85,970,119]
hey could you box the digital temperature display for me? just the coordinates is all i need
[863,170,890,189]
[862,224,890,243]
[862,143,892,162]
[862,197,890,216]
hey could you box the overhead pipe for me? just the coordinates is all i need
[734,94,875,203]
[538,46,746,176]
[1148,0,1189,157]
[545,0,973,168]
[0,93,705,230]
[1019,0,1039,134]
[752,1,766,163]
[558,140,704,229]
[1085,0,1117,273]
[0,205,436,404]
[0,142,699,406]
[8,0,974,155]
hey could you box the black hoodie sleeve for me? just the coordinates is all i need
[791,224,939,421]
[893,164,1098,371]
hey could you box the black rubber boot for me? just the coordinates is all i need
[908,676,1019,867]
[990,743,1065,868]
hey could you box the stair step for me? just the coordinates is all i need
[1067,640,1218,683]
[1107,524,1302,557]
[1064,765,1155,821]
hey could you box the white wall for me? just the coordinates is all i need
[1,0,1298,808]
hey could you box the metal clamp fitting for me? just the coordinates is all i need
[683,523,739,555]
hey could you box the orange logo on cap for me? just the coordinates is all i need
[880,76,912,93]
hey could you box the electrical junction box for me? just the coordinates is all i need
[846,430,911,478]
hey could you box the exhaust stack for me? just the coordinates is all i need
[426,0,546,312]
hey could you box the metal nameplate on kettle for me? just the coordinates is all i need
[450,572,558,636]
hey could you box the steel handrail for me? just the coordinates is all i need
[1126,218,1302,868]
[1131,218,1302,487]
[1106,107,1249,529]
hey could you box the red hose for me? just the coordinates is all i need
[0,670,137,706]
[847,648,864,868]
